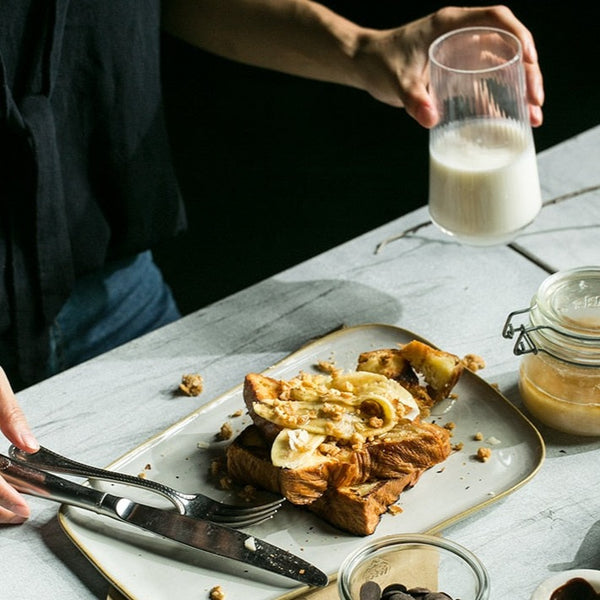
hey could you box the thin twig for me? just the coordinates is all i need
[541,183,600,207]
[374,183,600,255]
[375,220,432,254]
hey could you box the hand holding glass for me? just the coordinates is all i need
[428,27,542,246]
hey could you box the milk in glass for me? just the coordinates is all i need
[428,118,541,246]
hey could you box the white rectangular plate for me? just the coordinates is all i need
[60,324,545,600]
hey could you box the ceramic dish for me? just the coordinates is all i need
[531,569,600,600]
[59,324,545,600]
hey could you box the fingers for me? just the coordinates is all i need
[0,474,30,524]
[525,62,544,126]
[402,85,439,129]
[529,104,543,128]
[0,507,28,525]
[435,6,537,61]
[487,7,545,127]
[0,367,39,453]
[0,367,35,524]
[430,6,544,125]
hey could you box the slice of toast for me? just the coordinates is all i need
[307,472,423,536]
[226,419,450,506]
[241,372,450,492]
[226,425,423,535]
[357,342,463,410]
[226,342,462,536]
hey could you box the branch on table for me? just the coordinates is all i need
[374,183,600,255]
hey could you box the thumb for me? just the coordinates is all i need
[403,84,439,129]
[0,476,30,521]
[0,367,40,453]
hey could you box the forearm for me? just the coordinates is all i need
[161,0,368,88]
[161,2,544,128]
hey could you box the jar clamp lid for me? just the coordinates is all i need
[503,266,600,367]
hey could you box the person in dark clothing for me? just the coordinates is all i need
[0,1,543,523]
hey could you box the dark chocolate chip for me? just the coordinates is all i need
[360,581,382,600]
[382,592,413,600]
[382,583,408,594]
[407,588,432,598]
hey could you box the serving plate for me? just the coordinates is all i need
[59,324,545,600]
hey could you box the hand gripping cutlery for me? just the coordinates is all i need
[9,444,284,528]
[0,453,328,588]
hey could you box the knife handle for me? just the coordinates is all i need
[0,453,112,514]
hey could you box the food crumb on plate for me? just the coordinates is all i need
[209,585,225,600]
[314,359,340,375]
[216,421,233,441]
[476,447,492,462]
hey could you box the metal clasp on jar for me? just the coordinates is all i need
[502,308,539,355]
[503,307,600,367]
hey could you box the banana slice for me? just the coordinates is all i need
[331,371,420,420]
[271,428,327,468]
[253,389,409,440]
[253,370,420,440]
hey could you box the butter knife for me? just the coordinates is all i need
[0,454,328,588]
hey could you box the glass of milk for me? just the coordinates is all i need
[428,27,541,245]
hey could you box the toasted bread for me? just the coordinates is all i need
[357,342,463,409]
[399,340,463,402]
[226,425,423,535]
[227,417,450,506]
[306,473,422,536]
[226,342,462,535]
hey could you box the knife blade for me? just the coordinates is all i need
[0,453,328,588]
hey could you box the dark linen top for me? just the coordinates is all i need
[0,1,186,383]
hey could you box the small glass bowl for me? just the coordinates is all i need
[337,534,490,600]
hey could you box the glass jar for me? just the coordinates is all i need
[503,266,600,435]
[337,534,489,600]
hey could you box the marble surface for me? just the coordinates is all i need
[3,126,600,600]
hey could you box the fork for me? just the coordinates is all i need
[9,445,284,528]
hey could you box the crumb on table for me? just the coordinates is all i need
[179,373,204,396]
[462,354,486,372]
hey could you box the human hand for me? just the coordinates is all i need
[353,5,544,128]
[0,367,39,524]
